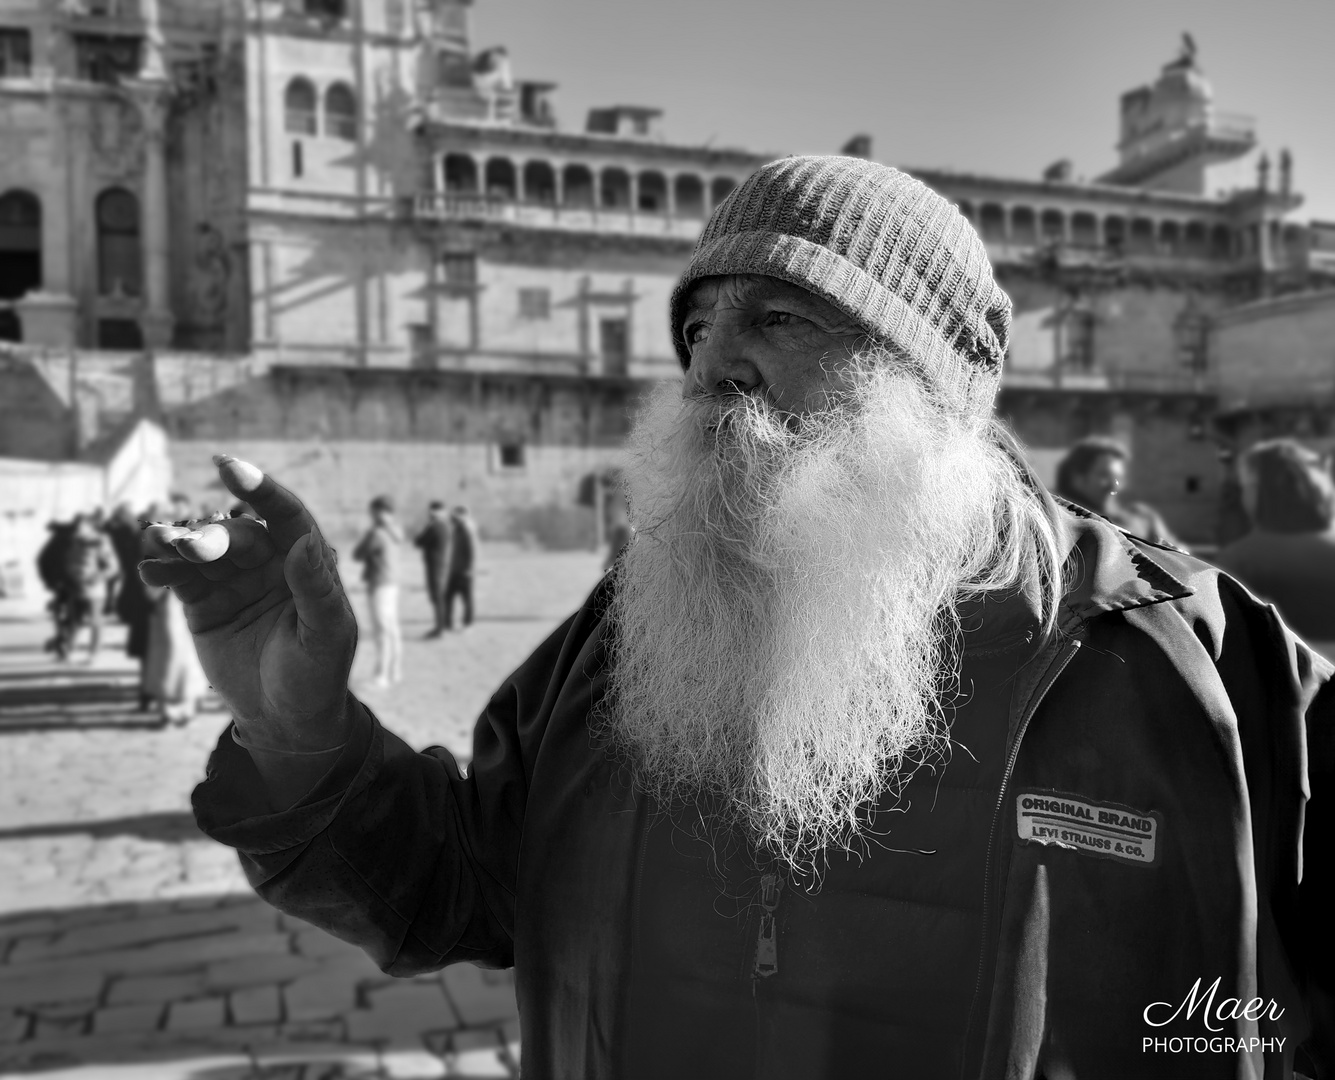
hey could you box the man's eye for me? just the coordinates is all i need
[684,322,709,346]
[765,311,801,327]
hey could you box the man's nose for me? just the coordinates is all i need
[685,324,763,399]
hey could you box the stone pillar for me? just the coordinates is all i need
[513,158,525,202]
[129,87,174,348]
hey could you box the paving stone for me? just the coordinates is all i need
[312,948,386,982]
[229,984,282,1025]
[165,996,227,1032]
[32,1013,89,1039]
[282,969,359,1022]
[382,1048,449,1078]
[280,1018,348,1043]
[250,1041,381,1077]
[0,969,104,1009]
[440,964,519,1027]
[0,931,293,987]
[294,927,365,959]
[92,1002,165,1034]
[30,997,99,1020]
[346,983,458,1044]
[106,971,207,1005]
[204,952,319,990]
[8,907,276,962]
[0,1009,30,1043]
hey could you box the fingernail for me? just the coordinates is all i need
[172,531,205,544]
[306,533,323,568]
[222,458,264,493]
[212,453,235,467]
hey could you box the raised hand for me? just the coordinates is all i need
[139,456,357,752]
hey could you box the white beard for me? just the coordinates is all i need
[599,363,1047,874]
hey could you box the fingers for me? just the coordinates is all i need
[283,531,352,648]
[214,455,319,553]
[171,516,276,569]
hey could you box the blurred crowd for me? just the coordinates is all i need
[35,492,212,725]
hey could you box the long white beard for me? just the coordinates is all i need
[600,364,1046,874]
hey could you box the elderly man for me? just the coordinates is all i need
[144,158,1333,1079]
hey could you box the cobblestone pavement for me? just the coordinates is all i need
[0,545,607,1078]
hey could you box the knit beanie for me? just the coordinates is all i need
[669,155,1012,416]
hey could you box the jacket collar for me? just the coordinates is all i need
[956,501,1193,651]
[1056,500,1194,625]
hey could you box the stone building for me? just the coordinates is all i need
[2,10,1333,549]
[912,39,1335,541]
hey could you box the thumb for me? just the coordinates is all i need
[283,531,353,650]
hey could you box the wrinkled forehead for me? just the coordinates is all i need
[681,273,851,322]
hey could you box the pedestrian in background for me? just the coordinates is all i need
[106,503,154,709]
[61,510,116,663]
[414,501,452,638]
[353,495,403,687]
[443,505,477,630]
[1215,439,1335,649]
[1054,435,1183,549]
[142,499,210,724]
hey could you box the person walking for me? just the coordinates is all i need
[414,501,452,638]
[443,505,477,630]
[353,495,403,687]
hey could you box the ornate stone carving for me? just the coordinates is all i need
[89,97,145,177]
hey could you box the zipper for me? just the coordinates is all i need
[959,633,1082,1079]
[752,872,783,981]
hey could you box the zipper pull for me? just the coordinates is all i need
[752,872,783,979]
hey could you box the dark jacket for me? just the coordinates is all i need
[193,510,1335,1079]
[414,520,452,577]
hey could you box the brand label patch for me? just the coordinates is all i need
[1015,790,1160,866]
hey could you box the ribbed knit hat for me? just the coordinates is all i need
[669,155,1012,416]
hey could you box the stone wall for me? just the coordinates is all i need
[163,364,654,549]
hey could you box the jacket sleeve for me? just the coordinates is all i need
[191,580,612,975]
[1209,575,1335,1076]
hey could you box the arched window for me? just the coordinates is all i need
[324,83,356,141]
[1210,225,1232,260]
[485,158,516,199]
[674,174,705,218]
[601,168,630,210]
[1158,220,1181,255]
[638,171,667,213]
[1103,216,1126,252]
[284,78,317,135]
[96,188,141,297]
[1010,206,1036,244]
[1128,218,1155,255]
[523,160,555,204]
[1071,212,1098,247]
[301,0,346,17]
[979,204,1006,241]
[443,154,478,194]
[1041,209,1065,242]
[0,189,42,301]
[710,176,737,205]
[562,164,594,208]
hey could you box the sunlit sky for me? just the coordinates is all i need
[471,0,1335,222]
